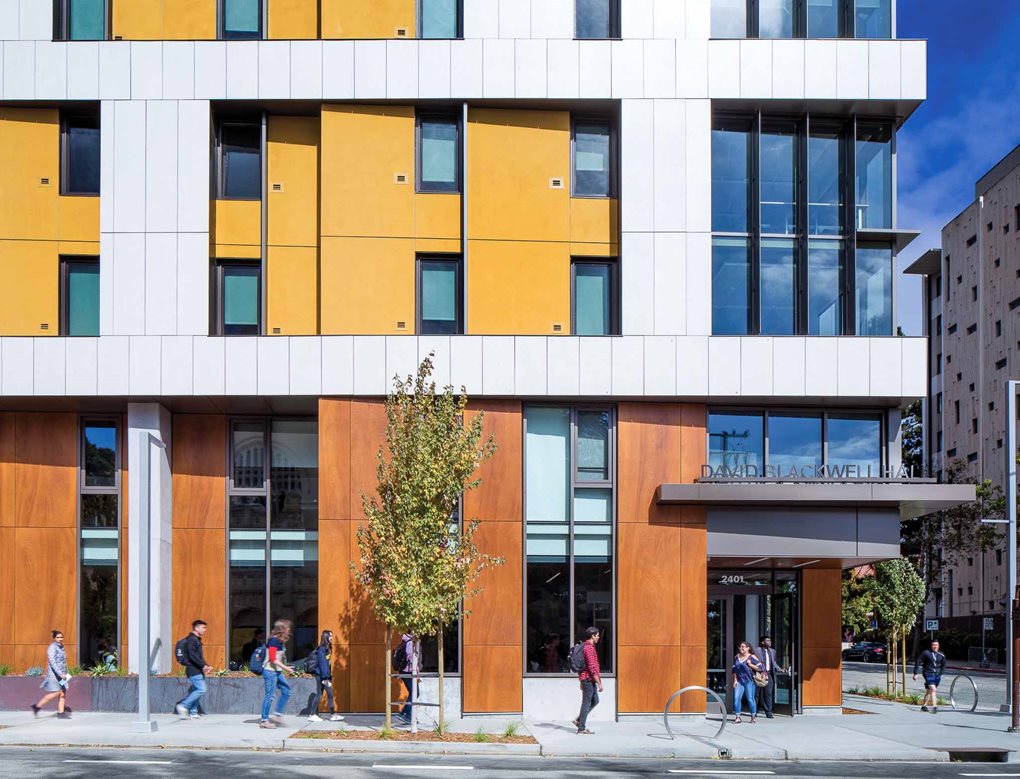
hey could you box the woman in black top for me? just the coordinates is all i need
[912,639,946,713]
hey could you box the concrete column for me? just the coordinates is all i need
[127,403,173,673]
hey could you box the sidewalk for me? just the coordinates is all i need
[1,695,1019,761]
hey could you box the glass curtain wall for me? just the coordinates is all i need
[710,0,890,37]
[711,117,753,335]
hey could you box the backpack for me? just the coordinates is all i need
[304,648,320,674]
[249,645,267,675]
[567,642,588,674]
[173,636,190,667]
[392,641,408,673]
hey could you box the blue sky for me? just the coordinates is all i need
[895,0,1020,334]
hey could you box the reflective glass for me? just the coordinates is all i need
[420,622,460,673]
[79,563,117,667]
[81,494,118,528]
[525,408,570,527]
[807,240,841,335]
[760,128,797,235]
[68,0,105,40]
[574,263,611,335]
[84,421,117,487]
[576,0,614,38]
[223,265,260,334]
[712,124,750,232]
[224,0,260,37]
[708,411,764,473]
[232,422,265,489]
[270,420,318,530]
[420,260,459,334]
[711,0,746,38]
[808,0,840,37]
[768,414,823,471]
[229,496,267,665]
[221,124,261,198]
[808,129,842,235]
[827,415,882,473]
[760,238,795,335]
[574,558,613,671]
[855,123,892,229]
[66,121,101,194]
[855,0,891,38]
[420,0,458,38]
[855,245,892,335]
[577,411,610,481]
[420,118,459,191]
[574,122,611,196]
[67,262,100,336]
[712,237,750,335]
[759,0,794,38]
[270,527,318,658]
[527,561,570,672]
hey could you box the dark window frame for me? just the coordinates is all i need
[415,111,462,194]
[214,118,263,201]
[571,114,618,199]
[416,0,464,39]
[60,111,101,196]
[574,0,621,39]
[415,254,464,335]
[218,0,263,40]
[60,255,100,337]
[722,0,889,39]
[211,258,262,336]
[570,257,620,336]
[54,0,109,41]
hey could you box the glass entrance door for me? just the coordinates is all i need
[771,593,796,716]
[707,598,728,702]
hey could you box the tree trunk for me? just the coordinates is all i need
[437,623,446,735]
[384,626,392,730]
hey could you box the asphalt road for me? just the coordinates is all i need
[5,748,1020,779]
[843,661,1007,711]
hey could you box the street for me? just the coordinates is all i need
[843,662,1007,711]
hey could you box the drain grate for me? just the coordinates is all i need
[942,747,1010,763]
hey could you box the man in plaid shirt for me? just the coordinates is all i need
[573,627,604,734]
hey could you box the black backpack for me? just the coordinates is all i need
[567,642,588,674]
[173,636,190,667]
[392,642,408,673]
[304,648,320,674]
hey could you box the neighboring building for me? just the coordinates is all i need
[909,145,1020,631]
[0,0,968,720]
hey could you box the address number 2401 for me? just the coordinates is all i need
[719,575,746,586]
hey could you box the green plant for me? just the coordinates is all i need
[89,661,117,677]
[213,667,229,677]
[0,663,12,677]
[67,665,82,676]
[238,663,250,674]
[433,718,453,736]
[473,726,491,743]
[25,666,42,677]
[378,725,395,740]
[502,721,520,739]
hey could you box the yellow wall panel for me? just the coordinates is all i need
[268,115,319,248]
[321,105,415,240]
[322,0,415,38]
[468,109,570,244]
[415,193,460,240]
[415,238,460,254]
[112,0,163,39]
[0,241,58,335]
[213,244,261,259]
[467,240,569,335]
[212,200,261,250]
[58,195,100,243]
[0,109,59,243]
[570,197,618,247]
[114,0,216,40]
[267,246,319,335]
[321,237,414,334]
[270,0,319,38]
[57,241,100,256]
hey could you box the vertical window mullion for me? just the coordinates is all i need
[751,113,762,334]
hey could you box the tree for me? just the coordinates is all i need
[352,355,503,733]
[900,400,922,477]
[870,558,925,695]
[841,567,874,638]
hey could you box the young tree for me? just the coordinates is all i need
[841,567,874,639]
[870,558,925,695]
[352,355,503,733]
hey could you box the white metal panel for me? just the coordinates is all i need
[707,39,739,98]
[514,336,547,395]
[868,40,899,100]
[621,0,654,38]
[34,42,66,99]
[578,337,612,396]
[352,335,386,394]
[684,99,711,233]
[644,336,677,395]
[621,231,654,335]
[98,41,130,99]
[652,99,685,231]
[258,40,290,98]
[514,38,546,97]
[99,232,114,334]
[546,39,578,98]
[194,41,227,99]
[33,337,65,396]
[418,39,451,99]
[1,338,32,395]
[2,40,32,98]
[499,0,530,38]
[684,232,712,336]
[192,337,225,395]
[482,38,514,97]
[739,337,773,395]
[225,337,258,395]
[144,233,178,335]
[804,338,837,397]
[707,337,740,396]
[836,40,868,100]
[547,336,580,395]
[739,39,773,97]
[321,335,354,395]
[100,101,114,233]
[384,335,419,387]
[532,0,573,39]
[611,39,643,97]
[19,0,51,39]
[836,337,870,396]
[289,336,322,396]
[162,41,195,99]
[481,336,514,394]
[868,337,901,397]
[354,40,386,98]
[290,40,322,99]
[644,39,676,98]
[0,1,16,42]
[771,39,804,100]
[112,100,147,233]
[97,335,129,395]
[685,0,710,39]
[67,42,99,99]
[177,100,211,234]
[803,40,836,98]
[450,39,483,97]
[257,336,290,395]
[160,336,194,396]
[145,101,179,234]
[66,338,99,395]
[112,233,146,334]
[620,99,653,232]
[676,335,709,395]
[676,39,707,98]
[131,41,163,99]
[449,336,482,393]
[386,40,418,98]
[129,335,162,395]
[900,337,927,398]
[464,0,500,38]
[900,40,926,99]
[322,40,355,98]
[578,40,611,98]
[226,41,259,98]
[653,232,685,334]
[772,336,806,396]
[654,0,685,38]
[611,336,644,396]
[417,336,451,387]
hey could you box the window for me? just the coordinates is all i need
[769,413,822,470]
[572,259,618,336]
[935,315,941,336]
[935,353,941,374]
[525,407,615,675]
[79,419,120,668]
[996,357,1008,370]
[228,419,318,666]
[968,452,979,463]
[854,245,892,335]
[855,122,892,229]
[966,323,977,335]
[572,118,614,197]
[936,393,942,414]
[855,0,891,38]
[972,418,978,434]
[972,286,978,302]
[418,0,461,38]
[712,237,752,335]
[987,221,993,232]
[416,113,460,193]
[996,320,1002,337]
[212,260,261,336]
[936,431,942,452]
[711,0,747,37]
[215,120,261,199]
[947,447,956,457]
[708,411,765,472]
[61,113,101,196]
[1015,204,1020,231]
[56,0,107,40]
[416,256,463,335]
[947,323,957,334]
[827,414,882,473]
[575,0,619,39]
[999,550,1005,567]
[965,235,976,247]
[219,0,261,39]
[61,257,100,337]
[759,0,795,38]
[808,0,842,37]
[954,400,960,424]
[710,0,889,38]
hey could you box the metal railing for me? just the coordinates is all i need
[949,673,979,713]
[663,685,727,741]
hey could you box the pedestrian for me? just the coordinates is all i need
[259,619,295,729]
[175,620,212,720]
[754,634,778,719]
[572,627,604,735]
[241,628,265,666]
[912,638,947,713]
[732,640,764,724]
[32,630,71,719]
[395,632,421,725]
[307,629,344,723]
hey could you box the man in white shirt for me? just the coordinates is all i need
[755,635,778,719]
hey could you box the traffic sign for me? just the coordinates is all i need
[925,619,939,631]
[984,617,995,631]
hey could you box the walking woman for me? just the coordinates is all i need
[32,630,71,719]
[308,629,344,722]
[732,641,764,724]
[259,619,296,729]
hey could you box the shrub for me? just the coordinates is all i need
[473,726,490,743]
[0,664,11,677]
[25,666,42,677]
[378,725,394,740]
[502,721,520,738]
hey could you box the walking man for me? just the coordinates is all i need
[912,638,946,713]
[176,620,212,719]
[31,630,71,719]
[755,635,778,719]
[260,619,296,729]
[573,627,603,735]
[396,632,421,725]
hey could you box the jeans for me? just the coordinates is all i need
[261,670,291,721]
[400,676,414,718]
[578,680,599,730]
[315,675,335,714]
[734,680,757,716]
[180,673,206,714]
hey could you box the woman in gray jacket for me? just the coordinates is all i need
[32,630,71,719]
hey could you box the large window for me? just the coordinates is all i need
[525,407,614,675]
[573,118,614,198]
[79,419,119,668]
[418,0,461,38]
[572,259,618,336]
[228,419,318,667]
[417,256,463,335]
[56,0,107,41]
[220,0,262,40]
[212,260,261,336]
[710,0,891,38]
[61,257,100,337]
[855,122,893,230]
[575,0,619,39]
[215,120,261,200]
[61,113,101,196]
[855,244,892,336]
[417,113,461,193]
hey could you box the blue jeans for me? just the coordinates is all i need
[180,674,206,714]
[261,670,291,721]
[400,676,414,718]
[734,680,757,716]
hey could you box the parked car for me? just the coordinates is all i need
[841,641,887,662]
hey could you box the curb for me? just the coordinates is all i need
[284,738,542,755]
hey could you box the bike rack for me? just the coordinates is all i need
[949,673,979,713]
[663,685,727,741]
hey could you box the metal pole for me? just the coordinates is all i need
[1008,380,1018,727]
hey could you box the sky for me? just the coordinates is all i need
[895,0,1020,334]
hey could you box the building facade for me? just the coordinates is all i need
[0,0,964,719]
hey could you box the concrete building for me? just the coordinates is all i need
[0,0,968,720]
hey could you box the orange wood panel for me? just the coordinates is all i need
[463,401,522,523]
[801,647,842,706]
[16,643,70,675]
[349,514,388,646]
[464,520,522,646]
[350,400,387,521]
[617,644,682,714]
[171,528,226,660]
[329,637,352,713]
[677,644,708,712]
[0,645,12,666]
[462,644,522,713]
[318,399,351,520]
[0,412,14,527]
[0,528,13,640]
[802,569,841,648]
[617,403,684,524]
[677,514,707,650]
[319,519,352,644]
[14,413,76,528]
[349,642,387,712]
[14,527,76,647]
[617,521,681,647]
[171,415,226,530]
[679,403,707,482]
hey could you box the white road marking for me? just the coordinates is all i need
[372,765,473,771]
[668,772,775,776]
[959,774,1020,777]
[62,760,173,765]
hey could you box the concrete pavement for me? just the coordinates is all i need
[843,661,1005,711]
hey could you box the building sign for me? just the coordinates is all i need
[700,464,918,481]
[925,619,939,631]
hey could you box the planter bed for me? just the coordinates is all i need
[293,728,536,744]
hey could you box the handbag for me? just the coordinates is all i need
[752,669,770,688]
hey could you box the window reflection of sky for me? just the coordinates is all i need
[768,414,822,469]
[827,416,882,471]
[708,412,764,471]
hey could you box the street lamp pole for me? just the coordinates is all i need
[1007,380,1018,730]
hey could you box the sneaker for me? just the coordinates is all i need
[307,713,323,722]
[932,706,938,714]
[259,720,277,729]
[395,713,411,724]
[189,713,205,720]
[56,712,71,720]
[270,714,286,725]
[175,704,189,719]
[30,705,39,718]
[577,728,594,735]
[329,714,345,722]
[64,706,73,714]
[920,705,928,712]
